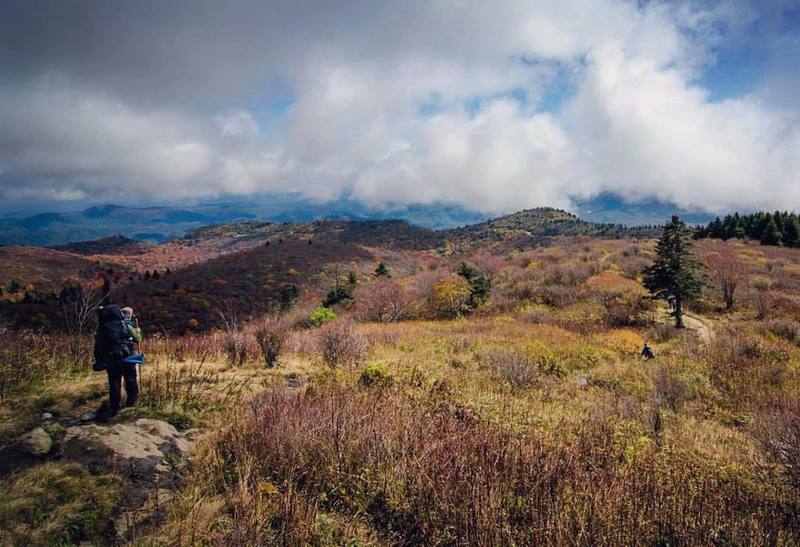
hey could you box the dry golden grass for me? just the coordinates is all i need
[5,235,800,544]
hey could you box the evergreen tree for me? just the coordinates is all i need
[457,262,491,309]
[643,216,703,328]
[760,215,782,246]
[280,284,299,307]
[347,271,358,287]
[374,261,391,278]
[773,210,785,235]
[721,215,734,240]
[784,214,800,247]
[752,212,770,241]
[731,212,745,238]
[708,217,724,239]
[322,285,352,307]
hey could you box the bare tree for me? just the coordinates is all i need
[62,282,106,364]
[354,279,415,322]
[706,248,746,311]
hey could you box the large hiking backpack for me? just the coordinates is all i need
[94,305,132,365]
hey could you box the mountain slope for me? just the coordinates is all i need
[0,197,484,246]
[0,246,121,295]
[445,208,661,250]
[0,192,705,247]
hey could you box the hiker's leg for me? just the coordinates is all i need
[122,363,139,407]
[107,364,122,414]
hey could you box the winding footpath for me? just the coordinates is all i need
[681,312,712,344]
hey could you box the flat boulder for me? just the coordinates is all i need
[61,419,196,508]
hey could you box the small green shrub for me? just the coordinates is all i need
[307,306,337,327]
[359,363,393,388]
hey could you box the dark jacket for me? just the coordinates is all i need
[94,305,131,364]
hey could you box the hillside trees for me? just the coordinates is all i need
[322,266,354,308]
[696,210,800,248]
[760,216,782,246]
[643,216,703,328]
[785,216,800,247]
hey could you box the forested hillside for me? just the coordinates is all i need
[695,210,800,247]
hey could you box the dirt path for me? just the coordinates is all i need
[681,312,712,344]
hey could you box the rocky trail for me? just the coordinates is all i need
[3,380,204,543]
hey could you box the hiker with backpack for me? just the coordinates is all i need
[94,304,139,418]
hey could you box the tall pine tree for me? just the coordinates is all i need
[783,214,800,247]
[760,215,782,246]
[643,216,703,328]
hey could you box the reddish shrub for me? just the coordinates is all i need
[320,319,368,368]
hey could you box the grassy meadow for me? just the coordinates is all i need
[1,235,800,545]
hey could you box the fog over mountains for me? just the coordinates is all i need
[0,193,713,246]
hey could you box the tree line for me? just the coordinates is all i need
[694,211,800,247]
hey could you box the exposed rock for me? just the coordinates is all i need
[60,418,200,541]
[61,419,194,479]
[41,412,54,420]
[16,427,53,455]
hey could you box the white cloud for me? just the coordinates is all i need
[0,0,798,214]
[216,110,260,140]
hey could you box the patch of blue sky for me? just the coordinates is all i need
[460,87,528,117]
[248,93,295,133]
[697,46,763,102]
[418,92,444,117]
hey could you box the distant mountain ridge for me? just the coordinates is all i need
[0,193,713,246]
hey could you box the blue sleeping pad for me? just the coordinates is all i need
[122,353,146,365]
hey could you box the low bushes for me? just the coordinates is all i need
[0,330,88,400]
[207,384,796,545]
[321,319,368,368]
[760,319,800,343]
[481,349,539,388]
[254,316,288,368]
[359,362,393,388]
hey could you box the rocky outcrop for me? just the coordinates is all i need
[60,418,201,540]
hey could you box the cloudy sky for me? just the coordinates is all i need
[1,0,798,215]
